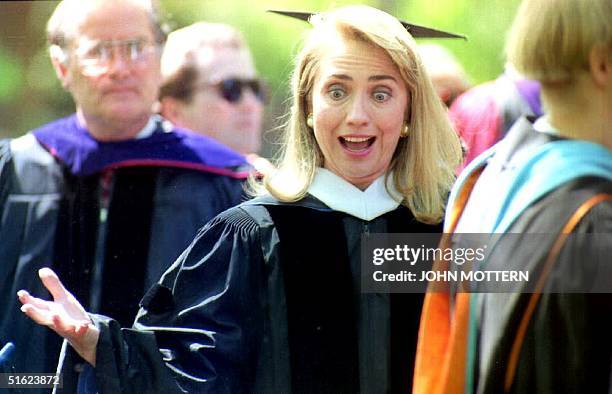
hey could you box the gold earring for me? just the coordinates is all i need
[306,114,314,128]
[400,124,409,138]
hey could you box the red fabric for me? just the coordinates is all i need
[449,82,502,172]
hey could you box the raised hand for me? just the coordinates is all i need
[17,268,99,366]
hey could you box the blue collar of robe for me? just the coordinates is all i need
[32,114,250,178]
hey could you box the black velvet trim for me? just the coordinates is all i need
[386,207,441,393]
[53,171,99,306]
[52,171,100,371]
[99,167,158,327]
[266,205,359,394]
[140,284,175,315]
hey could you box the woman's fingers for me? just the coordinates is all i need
[20,303,54,327]
[51,314,83,339]
[17,268,100,365]
[19,268,90,326]
[63,293,90,319]
[38,267,69,302]
[17,290,51,312]
[38,268,90,320]
[21,301,88,339]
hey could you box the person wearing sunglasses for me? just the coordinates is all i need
[159,22,266,157]
[0,0,249,385]
[18,5,463,393]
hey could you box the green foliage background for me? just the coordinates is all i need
[0,0,521,140]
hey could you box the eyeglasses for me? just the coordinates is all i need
[71,38,159,76]
[195,78,269,104]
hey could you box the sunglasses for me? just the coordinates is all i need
[195,78,269,104]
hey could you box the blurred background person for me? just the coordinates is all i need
[0,1,526,145]
[18,5,463,392]
[418,43,472,108]
[450,64,542,170]
[414,0,611,392]
[0,0,247,381]
[159,22,266,158]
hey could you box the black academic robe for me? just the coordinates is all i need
[58,196,441,393]
[0,118,246,386]
[449,118,612,393]
[468,178,612,394]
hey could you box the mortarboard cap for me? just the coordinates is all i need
[268,9,466,40]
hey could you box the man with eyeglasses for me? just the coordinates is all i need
[159,22,267,158]
[0,0,248,383]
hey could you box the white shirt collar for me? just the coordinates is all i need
[308,168,403,221]
[533,116,558,135]
[134,115,171,139]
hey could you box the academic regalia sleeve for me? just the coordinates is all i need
[0,139,10,188]
[0,139,15,228]
[532,196,612,392]
[0,139,15,368]
[58,206,266,394]
[0,137,66,377]
[145,169,248,287]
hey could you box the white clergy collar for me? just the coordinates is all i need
[134,115,168,139]
[308,168,403,221]
[533,116,558,135]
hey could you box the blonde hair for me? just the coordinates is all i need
[250,5,461,224]
[506,0,612,84]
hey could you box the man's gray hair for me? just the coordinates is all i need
[46,0,167,49]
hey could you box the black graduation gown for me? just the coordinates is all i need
[468,179,612,394]
[0,118,246,386]
[449,119,612,393]
[58,196,441,393]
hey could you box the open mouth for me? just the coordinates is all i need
[339,136,376,153]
